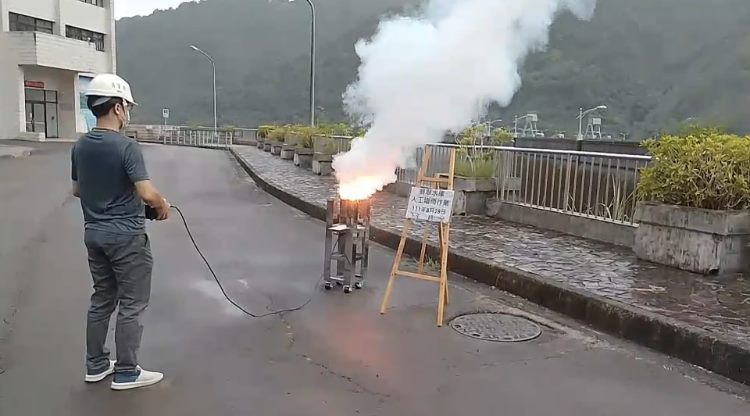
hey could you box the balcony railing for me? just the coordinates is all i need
[8,31,109,73]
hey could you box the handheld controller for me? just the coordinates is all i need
[145,206,158,221]
[146,199,171,221]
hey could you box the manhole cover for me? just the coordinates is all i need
[450,313,542,342]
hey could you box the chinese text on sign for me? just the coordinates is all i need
[406,187,455,223]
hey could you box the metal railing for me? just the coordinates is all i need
[397,143,652,226]
[160,127,235,148]
[127,125,253,148]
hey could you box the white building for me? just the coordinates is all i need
[0,0,116,140]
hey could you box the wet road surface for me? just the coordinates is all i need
[0,144,748,415]
[232,146,750,347]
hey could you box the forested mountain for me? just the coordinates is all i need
[117,0,750,139]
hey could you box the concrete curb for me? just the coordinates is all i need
[229,146,749,386]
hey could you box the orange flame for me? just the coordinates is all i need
[338,176,382,201]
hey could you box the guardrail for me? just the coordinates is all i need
[160,127,233,148]
[127,125,258,148]
[397,143,652,225]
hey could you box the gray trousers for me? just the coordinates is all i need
[84,229,153,374]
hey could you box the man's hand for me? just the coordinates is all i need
[155,198,170,221]
[135,180,170,221]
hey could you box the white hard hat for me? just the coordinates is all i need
[85,73,137,106]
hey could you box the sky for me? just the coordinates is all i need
[115,0,198,19]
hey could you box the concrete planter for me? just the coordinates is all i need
[285,133,301,148]
[257,139,266,149]
[294,147,314,169]
[312,153,334,176]
[312,135,330,153]
[263,142,272,152]
[270,143,283,156]
[280,145,295,160]
[439,175,496,216]
[285,133,298,141]
[634,202,750,275]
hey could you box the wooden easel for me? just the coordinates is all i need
[380,146,456,327]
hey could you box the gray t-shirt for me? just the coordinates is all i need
[71,129,149,235]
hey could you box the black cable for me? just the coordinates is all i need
[171,205,325,318]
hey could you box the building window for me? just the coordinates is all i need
[9,13,54,34]
[79,0,105,7]
[65,26,106,52]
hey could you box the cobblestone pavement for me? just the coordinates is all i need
[234,146,750,348]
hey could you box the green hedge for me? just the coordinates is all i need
[638,129,750,210]
[258,125,274,138]
[257,123,361,149]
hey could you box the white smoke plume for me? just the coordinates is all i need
[334,0,597,200]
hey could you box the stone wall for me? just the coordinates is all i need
[514,137,648,156]
[487,200,636,247]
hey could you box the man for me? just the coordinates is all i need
[72,74,170,391]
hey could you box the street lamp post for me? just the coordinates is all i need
[483,118,503,137]
[577,105,607,141]
[189,45,218,140]
[289,0,316,126]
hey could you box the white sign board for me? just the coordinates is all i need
[162,108,170,119]
[406,187,455,223]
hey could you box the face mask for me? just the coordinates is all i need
[117,101,131,131]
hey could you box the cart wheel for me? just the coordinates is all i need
[343,285,353,294]
[354,282,364,290]
[324,282,334,290]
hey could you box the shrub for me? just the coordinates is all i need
[454,125,509,178]
[638,130,750,210]
[295,125,320,148]
[491,127,513,145]
[455,158,495,178]
[283,124,304,146]
[673,123,725,138]
[351,127,366,137]
[318,123,352,136]
[258,125,273,138]
[269,125,288,142]
[259,122,360,149]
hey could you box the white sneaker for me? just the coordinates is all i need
[85,360,116,383]
[111,366,164,391]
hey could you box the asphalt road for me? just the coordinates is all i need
[0,144,748,415]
